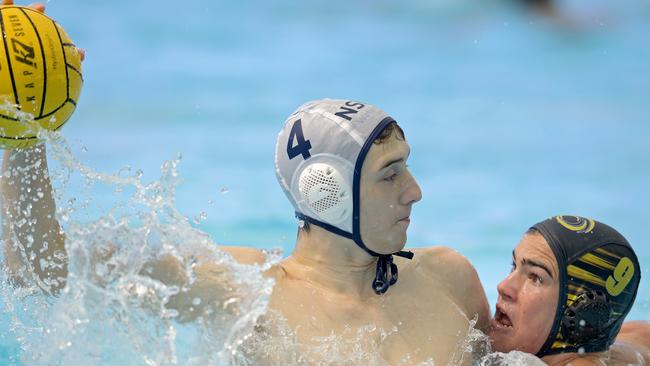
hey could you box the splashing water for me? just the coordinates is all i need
[450,315,492,365]
[1,128,279,365]
[239,313,433,365]
[236,309,493,365]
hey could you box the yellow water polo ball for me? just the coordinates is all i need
[0,5,83,149]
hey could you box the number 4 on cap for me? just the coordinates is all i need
[287,119,312,160]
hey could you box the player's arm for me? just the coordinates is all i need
[613,320,650,364]
[1,145,67,293]
[0,1,85,295]
[558,358,600,366]
[617,321,650,348]
[140,246,268,322]
[0,143,268,319]
[442,247,490,333]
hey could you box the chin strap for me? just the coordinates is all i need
[372,251,414,295]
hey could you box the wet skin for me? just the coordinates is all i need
[489,232,559,354]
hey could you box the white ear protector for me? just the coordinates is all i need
[298,163,351,225]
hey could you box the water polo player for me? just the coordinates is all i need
[490,215,649,365]
[262,98,490,364]
[3,98,490,364]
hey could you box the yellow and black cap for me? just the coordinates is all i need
[533,215,641,357]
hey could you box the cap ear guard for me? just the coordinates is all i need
[298,163,352,225]
[561,290,612,344]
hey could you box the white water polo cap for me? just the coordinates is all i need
[274,99,414,295]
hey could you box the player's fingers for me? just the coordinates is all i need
[2,0,15,6]
[78,48,85,62]
[27,2,45,12]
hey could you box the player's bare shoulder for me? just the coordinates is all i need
[410,246,473,279]
[220,246,286,281]
[406,246,490,331]
[220,246,267,265]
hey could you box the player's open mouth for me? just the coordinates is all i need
[493,305,513,329]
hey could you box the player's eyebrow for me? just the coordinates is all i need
[513,250,554,279]
[380,158,404,171]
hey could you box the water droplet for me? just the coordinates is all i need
[118,166,132,178]
[220,187,229,194]
[222,297,239,309]
[134,284,148,296]
[192,211,207,224]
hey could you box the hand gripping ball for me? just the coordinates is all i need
[0,5,83,149]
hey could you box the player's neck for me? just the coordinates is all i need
[288,226,377,298]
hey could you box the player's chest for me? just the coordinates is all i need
[267,280,471,363]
